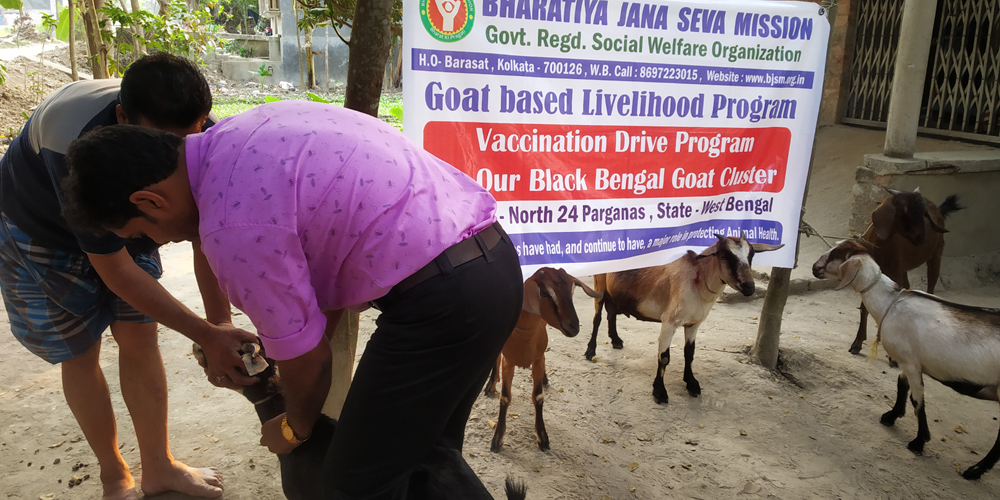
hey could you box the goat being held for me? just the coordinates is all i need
[813,239,1000,480]
[589,234,783,404]
[193,343,527,499]
[849,188,962,355]
[485,267,602,452]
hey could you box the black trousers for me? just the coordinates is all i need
[323,229,523,499]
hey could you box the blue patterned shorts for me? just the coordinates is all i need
[0,214,162,364]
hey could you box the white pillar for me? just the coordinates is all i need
[883,0,937,158]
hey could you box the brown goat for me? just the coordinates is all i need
[848,188,963,354]
[589,235,783,404]
[485,267,602,452]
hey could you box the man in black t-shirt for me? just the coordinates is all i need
[0,54,256,499]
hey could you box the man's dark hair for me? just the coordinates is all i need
[119,53,212,129]
[62,125,183,234]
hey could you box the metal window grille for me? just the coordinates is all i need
[844,0,1000,144]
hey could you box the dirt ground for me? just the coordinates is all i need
[2,55,1000,499]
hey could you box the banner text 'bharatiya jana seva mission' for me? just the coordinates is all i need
[403,0,829,277]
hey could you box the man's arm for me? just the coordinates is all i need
[87,248,257,385]
[192,237,232,326]
[260,338,332,454]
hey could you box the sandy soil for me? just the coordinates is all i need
[2,77,1000,499]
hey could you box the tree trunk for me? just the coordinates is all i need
[749,2,839,369]
[69,0,78,80]
[156,0,169,16]
[304,31,315,89]
[344,0,393,117]
[750,267,791,369]
[292,0,303,88]
[81,0,109,78]
[128,0,146,55]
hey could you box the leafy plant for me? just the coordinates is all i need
[222,38,252,58]
[305,91,330,104]
[96,1,219,75]
[249,63,271,87]
[0,62,6,86]
[388,105,402,122]
[0,0,22,10]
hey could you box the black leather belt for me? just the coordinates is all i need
[392,222,503,295]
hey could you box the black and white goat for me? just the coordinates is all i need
[193,343,528,498]
[590,234,783,404]
[813,239,1000,480]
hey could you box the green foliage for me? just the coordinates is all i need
[0,0,22,10]
[212,92,403,131]
[55,7,72,41]
[388,105,403,122]
[222,38,252,57]
[305,92,330,104]
[97,1,219,75]
[40,12,57,33]
[249,63,271,86]
[0,62,6,86]
[302,0,401,37]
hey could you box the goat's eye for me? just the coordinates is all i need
[539,289,551,298]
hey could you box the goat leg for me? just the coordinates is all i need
[963,398,1000,480]
[491,360,515,453]
[880,374,909,426]
[585,297,605,360]
[483,355,500,397]
[532,359,549,452]
[850,302,868,355]
[683,339,701,397]
[606,299,624,350]
[652,349,670,404]
[906,373,931,454]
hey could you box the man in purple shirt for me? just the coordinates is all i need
[62,101,524,498]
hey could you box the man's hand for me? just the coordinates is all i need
[198,323,259,387]
[260,413,302,455]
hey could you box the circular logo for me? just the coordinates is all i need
[421,0,475,42]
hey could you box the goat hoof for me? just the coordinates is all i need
[686,381,702,397]
[584,349,597,361]
[490,439,503,453]
[879,411,899,426]
[537,440,550,452]
[483,387,497,398]
[543,374,549,386]
[611,340,624,349]
[962,464,987,480]
[652,386,669,405]
[907,438,926,454]
[848,344,863,355]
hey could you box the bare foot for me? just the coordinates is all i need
[103,485,140,500]
[140,461,223,498]
[101,465,139,500]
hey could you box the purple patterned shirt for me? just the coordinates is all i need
[186,101,497,360]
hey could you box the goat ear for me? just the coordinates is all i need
[871,200,896,240]
[924,208,948,233]
[522,278,543,316]
[835,256,865,291]
[573,277,604,299]
[749,242,785,253]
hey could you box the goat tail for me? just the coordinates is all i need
[868,336,881,362]
[504,475,527,500]
[938,194,964,218]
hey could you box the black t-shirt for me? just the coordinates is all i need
[0,79,214,255]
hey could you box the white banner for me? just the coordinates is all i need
[404,0,829,277]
